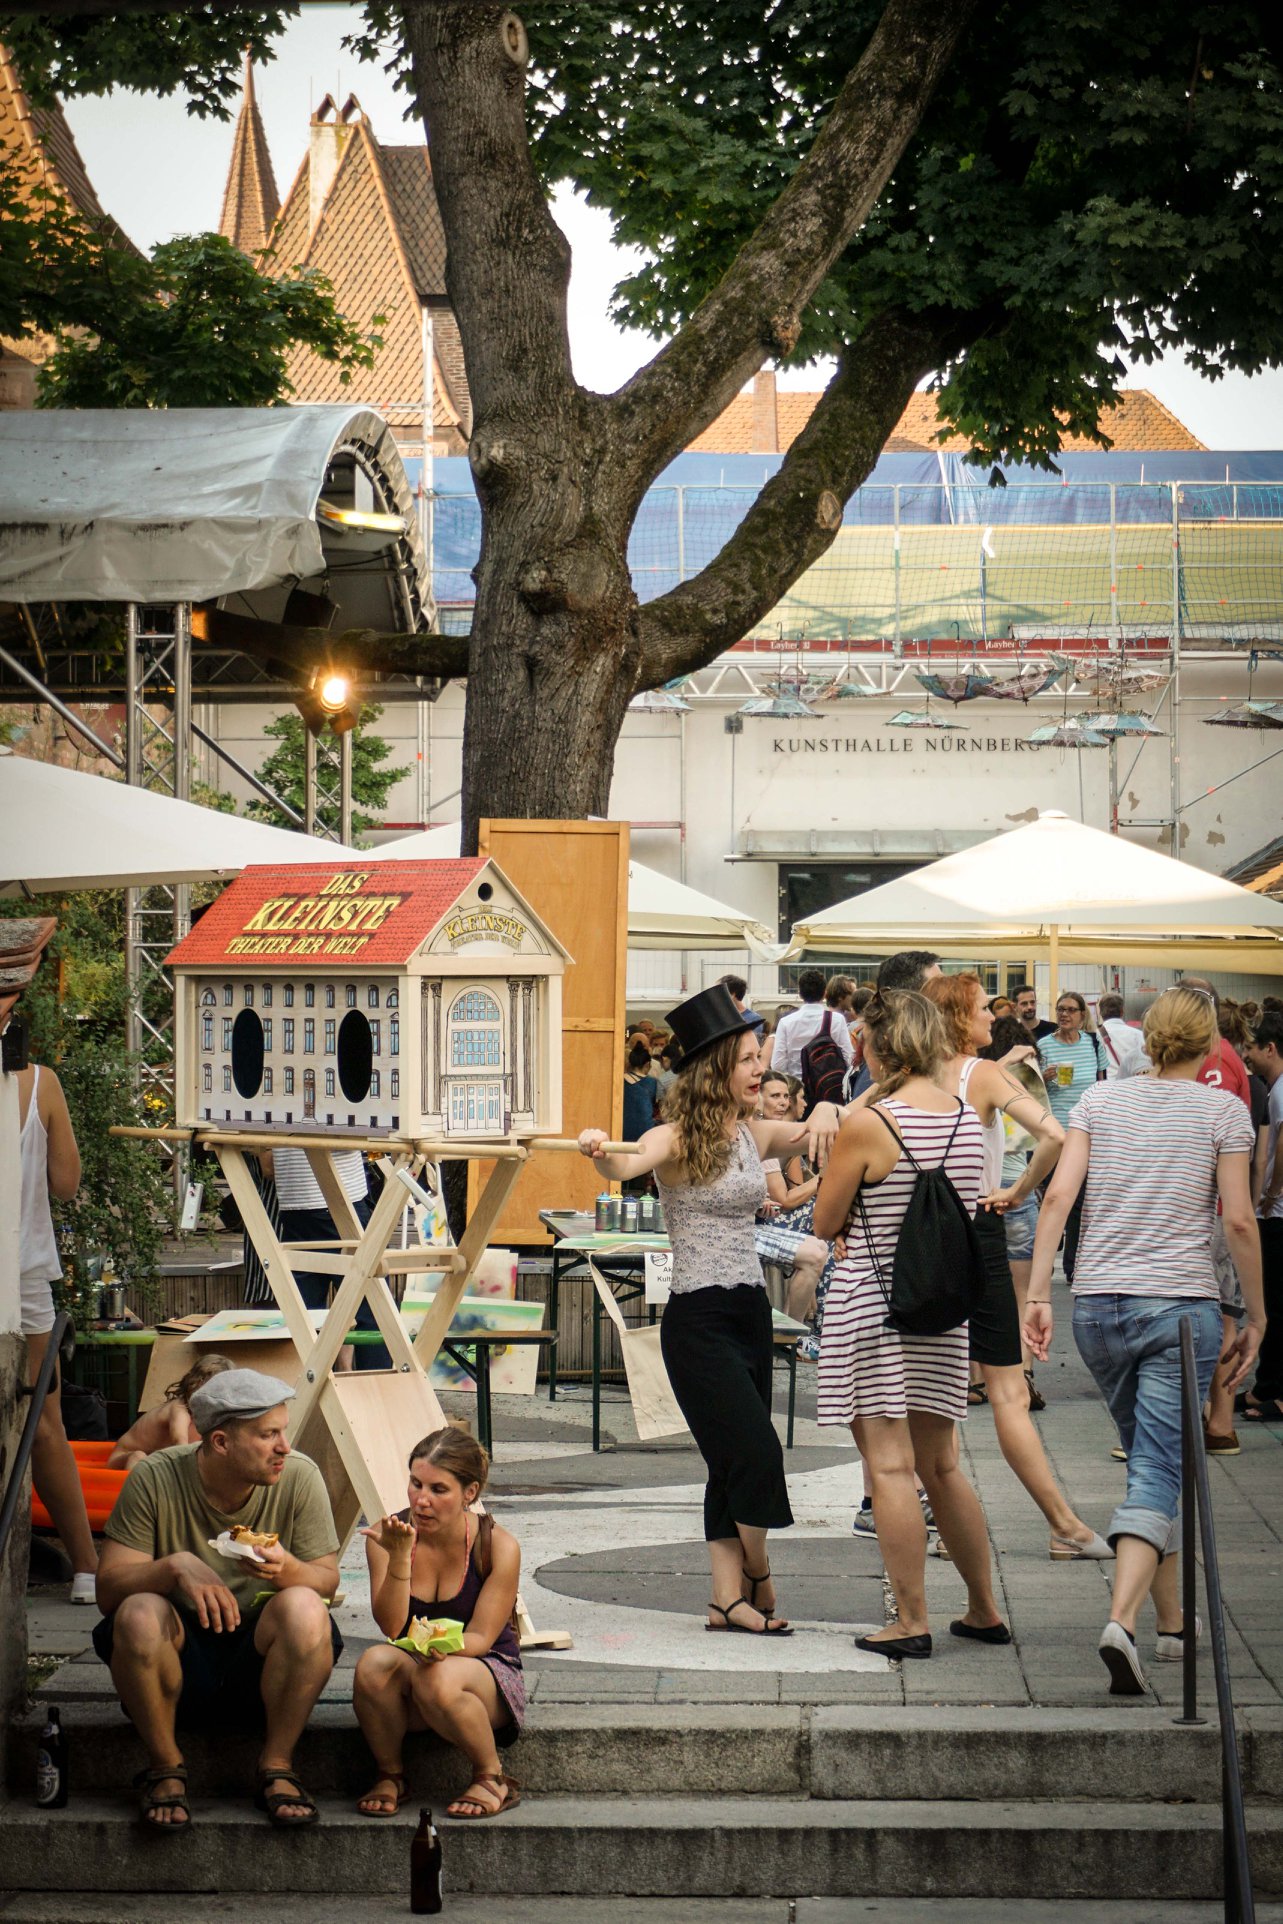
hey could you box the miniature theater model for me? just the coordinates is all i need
[167,858,569,1140]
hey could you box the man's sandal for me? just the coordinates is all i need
[253,1766,320,1828]
[706,1598,793,1636]
[134,1764,191,1832]
[446,1770,521,1820]
[357,1770,408,1818]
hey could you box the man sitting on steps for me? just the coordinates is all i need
[92,1368,341,1832]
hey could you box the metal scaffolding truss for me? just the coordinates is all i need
[304,726,354,845]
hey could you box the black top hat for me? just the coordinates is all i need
[664,983,754,1071]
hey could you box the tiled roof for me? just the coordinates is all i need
[238,92,471,447]
[218,57,279,257]
[0,39,137,257]
[688,380,1205,455]
[167,859,488,970]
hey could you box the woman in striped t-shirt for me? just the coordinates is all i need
[814,991,1007,1660]
[1025,987,1263,1697]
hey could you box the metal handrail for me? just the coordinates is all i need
[0,1310,71,1564]
[1175,1313,1255,1923]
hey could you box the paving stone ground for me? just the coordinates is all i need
[25,1267,1283,1716]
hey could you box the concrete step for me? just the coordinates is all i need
[4,1901,1283,1924]
[2,1794,1282,1899]
[9,1702,1283,1804]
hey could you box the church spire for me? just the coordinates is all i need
[218,52,280,256]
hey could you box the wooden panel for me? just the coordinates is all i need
[469,821,628,1244]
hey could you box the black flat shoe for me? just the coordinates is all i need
[949,1618,1012,1645]
[854,1631,932,1659]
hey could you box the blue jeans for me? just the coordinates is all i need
[1072,1294,1222,1556]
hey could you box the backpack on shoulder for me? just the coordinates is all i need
[800,1011,848,1114]
[855,1101,987,1336]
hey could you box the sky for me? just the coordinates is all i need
[61,4,1283,444]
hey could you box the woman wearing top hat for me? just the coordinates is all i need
[579,984,840,1634]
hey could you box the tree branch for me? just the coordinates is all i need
[635,308,940,686]
[607,0,978,500]
[193,609,469,683]
[402,4,592,498]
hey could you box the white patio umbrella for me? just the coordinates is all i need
[784,810,1283,987]
[371,824,783,958]
[0,750,363,895]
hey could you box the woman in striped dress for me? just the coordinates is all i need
[814,991,1007,1658]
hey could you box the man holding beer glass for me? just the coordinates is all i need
[1039,995,1106,1282]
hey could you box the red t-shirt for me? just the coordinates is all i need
[1199,1039,1251,1110]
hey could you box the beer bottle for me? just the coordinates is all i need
[410,1805,443,1914]
[35,1706,68,1808]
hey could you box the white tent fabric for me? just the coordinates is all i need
[372,825,783,958]
[0,406,414,605]
[0,751,362,895]
[785,811,1283,975]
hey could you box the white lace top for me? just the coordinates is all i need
[655,1123,767,1295]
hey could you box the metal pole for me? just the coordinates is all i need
[1170,485,1182,858]
[124,605,143,1063]
[340,729,354,847]
[677,486,686,584]
[189,721,304,826]
[304,729,318,838]
[0,645,124,767]
[1175,1324,1202,1725]
[1109,483,1119,643]
[893,486,902,657]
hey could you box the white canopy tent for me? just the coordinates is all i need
[784,811,1283,985]
[0,750,362,895]
[372,824,783,958]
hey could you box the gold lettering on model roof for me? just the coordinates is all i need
[239,891,407,938]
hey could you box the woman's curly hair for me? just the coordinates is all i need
[662,1029,756,1187]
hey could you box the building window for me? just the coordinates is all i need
[449,990,501,1067]
[244,984,254,1007]
[303,1018,315,1054]
[346,984,357,1008]
[390,1069,399,1099]
[284,1066,295,1095]
[262,1018,273,1051]
[263,1067,273,1094]
[369,1019,381,1055]
[223,984,234,1006]
[305,983,315,1007]
[368,986,380,1009]
[202,1063,212,1092]
[222,1016,234,1051]
[200,988,216,1007]
[386,987,398,1009]
[303,1067,316,1118]
[283,1018,295,1053]
[262,982,273,1008]
[283,984,294,1007]
[222,1065,232,1091]
[325,1068,335,1098]
[202,1014,214,1051]
[370,1069,381,1098]
[324,1019,336,1054]
[390,1013,400,1056]
[325,984,335,1009]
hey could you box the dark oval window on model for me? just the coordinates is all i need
[231,1008,265,1098]
[337,1009,374,1103]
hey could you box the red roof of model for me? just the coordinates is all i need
[166,859,488,969]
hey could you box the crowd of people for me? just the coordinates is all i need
[17,953,1283,1827]
[584,961,1278,1692]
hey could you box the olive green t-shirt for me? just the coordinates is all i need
[103,1444,338,1609]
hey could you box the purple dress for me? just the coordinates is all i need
[400,1520,525,1746]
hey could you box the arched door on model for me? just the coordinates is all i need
[303,1067,316,1119]
[446,987,506,1135]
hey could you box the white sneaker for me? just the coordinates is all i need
[1099,1619,1147,1696]
[1155,1616,1202,1663]
[69,1572,97,1606]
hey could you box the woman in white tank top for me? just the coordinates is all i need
[17,1062,98,1600]
[924,976,1111,1562]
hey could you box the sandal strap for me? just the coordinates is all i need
[257,1767,305,1792]
[134,1765,187,1787]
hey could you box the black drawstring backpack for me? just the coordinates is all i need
[854,1100,987,1336]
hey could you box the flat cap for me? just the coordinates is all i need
[188,1367,295,1436]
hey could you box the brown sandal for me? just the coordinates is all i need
[134,1763,191,1832]
[446,1770,521,1820]
[357,1769,408,1818]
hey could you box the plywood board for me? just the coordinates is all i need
[469,822,628,1243]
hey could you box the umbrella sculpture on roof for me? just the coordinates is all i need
[1074,658,1172,698]
[1026,719,1110,748]
[915,669,997,703]
[986,660,1070,701]
[1203,700,1283,730]
[630,687,692,713]
[1072,712,1166,738]
[887,708,964,731]
[814,676,875,700]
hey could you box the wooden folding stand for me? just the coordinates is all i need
[111,1124,573,1648]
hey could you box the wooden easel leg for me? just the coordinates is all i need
[411,1152,527,1369]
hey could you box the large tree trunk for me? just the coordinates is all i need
[403,2,978,847]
